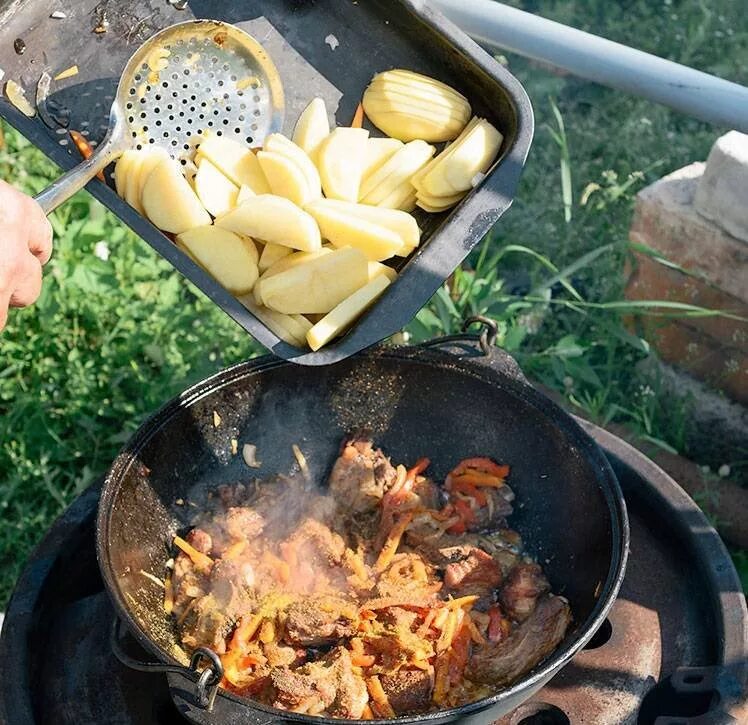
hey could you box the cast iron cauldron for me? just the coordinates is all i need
[97,324,629,724]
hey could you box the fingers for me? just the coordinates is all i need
[8,253,43,308]
[26,198,53,265]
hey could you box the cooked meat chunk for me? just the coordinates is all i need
[223,507,265,540]
[210,558,255,607]
[403,476,441,512]
[381,669,433,714]
[444,547,502,608]
[328,436,396,514]
[263,641,304,668]
[467,595,571,685]
[286,518,346,566]
[500,562,550,622]
[180,592,245,654]
[187,528,213,554]
[272,647,367,718]
[283,595,358,647]
[466,486,514,531]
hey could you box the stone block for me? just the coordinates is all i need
[694,130,748,243]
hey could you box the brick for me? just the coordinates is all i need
[694,131,748,243]
[625,252,748,351]
[630,163,748,302]
[633,317,748,405]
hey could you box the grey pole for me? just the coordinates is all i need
[433,0,748,132]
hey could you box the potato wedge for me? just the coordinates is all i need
[264,134,321,200]
[142,158,211,233]
[359,140,434,205]
[375,180,418,212]
[114,150,136,199]
[260,246,369,314]
[257,150,310,206]
[362,138,404,179]
[258,242,293,273]
[194,157,239,217]
[197,133,270,193]
[307,275,390,351]
[421,118,503,195]
[238,296,306,346]
[307,199,419,250]
[176,226,259,294]
[368,261,398,283]
[316,127,369,202]
[292,97,330,162]
[305,201,405,261]
[216,194,322,252]
[261,247,334,280]
[135,148,171,207]
[236,184,256,206]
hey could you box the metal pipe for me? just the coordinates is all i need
[433,0,748,132]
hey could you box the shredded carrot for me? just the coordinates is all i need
[173,536,213,571]
[449,479,487,506]
[467,614,486,645]
[361,704,374,720]
[375,512,413,572]
[417,608,437,637]
[445,595,479,610]
[352,652,376,667]
[163,574,174,614]
[262,551,291,584]
[231,611,263,649]
[411,658,432,671]
[451,472,505,487]
[429,504,454,522]
[224,540,247,560]
[433,652,451,704]
[436,609,459,652]
[69,130,105,181]
[346,548,368,580]
[433,607,450,630]
[351,102,364,128]
[411,557,428,583]
[366,676,395,718]
[259,618,276,643]
[450,457,509,478]
[360,608,377,621]
[280,541,298,570]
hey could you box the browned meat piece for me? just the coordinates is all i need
[272,647,367,718]
[180,593,243,654]
[466,487,514,531]
[187,528,213,554]
[407,477,441,511]
[283,595,358,647]
[327,436,396,514]
[444,547,502,609]
[500,562,550,622]
[223,507,265,540]
[381,669,433,714]
[378,606,420,632]
[467,595,571,685]
[286,518,346,566]
[263,641,305,668]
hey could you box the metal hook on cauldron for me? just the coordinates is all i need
[462,315,499,356]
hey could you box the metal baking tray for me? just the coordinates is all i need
[0,0,533,365]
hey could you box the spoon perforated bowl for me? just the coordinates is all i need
[35,20,284,214]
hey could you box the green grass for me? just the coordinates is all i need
[1,0,747,604]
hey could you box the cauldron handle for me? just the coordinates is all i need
[418,314,529,385]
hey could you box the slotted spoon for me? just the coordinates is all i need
[35,19,284,214]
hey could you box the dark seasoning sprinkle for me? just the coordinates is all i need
[13,38,26,55]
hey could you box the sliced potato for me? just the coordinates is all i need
[362,138,404,179]
[292,97,330,162]
[368,261,398,283]
[124,153,146,213]
[257,150,310,206]
[135,148,171,207]
[307,199,419,250]
[363,69,470,142]
[316,127,369,202]
[258,242,293,273]
[375,180,418,212]
[261,247,334,280]
[216,194,322,252]
[264,134,321,200]
[114,150,137,199]
[176,226,259,294]
[236,184,256,206]
[238,296,305,346]
[142,158,211,233]
[359,140,434,205]
[305,201,405,261]
[197,133,270,193]
[260,246,369,314]
[421,118,503,195]
[307,275,391,351]
[193,157,239,217]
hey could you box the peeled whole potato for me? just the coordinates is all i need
[257,150,311,206]
[421,118,503,196]
[142,158,211,233]
[264,134,321,200]
[258,242,293,273]
[216,194,322,252]
[362,138,404,179]
[194,157,239,217]
[316,127,369,202]
[305,201,405,262]
[306,274,391,351]
[363,69,470,142]
[359,140,434,205]
[292,97,330,162]
[308,199,419,251]
[197,134,270,193]
[260,246,369,315]
[176,226,259,294]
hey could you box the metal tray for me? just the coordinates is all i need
[0,0,533,364]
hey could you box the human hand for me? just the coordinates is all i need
[0,180,53,331]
